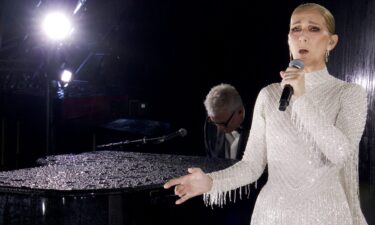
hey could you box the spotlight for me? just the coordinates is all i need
[42,12,72,41]
[56,70,73,98]
[61,69,72,85]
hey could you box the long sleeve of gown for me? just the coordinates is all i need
[291,82,368,225]
[291,83,367,166]
[203,88,268,206]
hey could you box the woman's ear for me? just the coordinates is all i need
[328,34,338,50]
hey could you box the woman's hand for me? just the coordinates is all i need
[280,67,305,97]
[163,167,213,205]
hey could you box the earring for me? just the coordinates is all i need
[325,50,330,63]
[289,51,293,61]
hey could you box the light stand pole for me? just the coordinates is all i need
[43,44,57,155]
[45,52,52,155]
[45,67,51,155]
[42,12,72,155]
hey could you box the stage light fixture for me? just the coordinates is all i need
[42,12,72,41]
[61,70,72,83]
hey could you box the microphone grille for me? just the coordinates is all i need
[178,128,188,137]
[289,59,304,69]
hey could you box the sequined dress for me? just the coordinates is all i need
[204,68,368,225]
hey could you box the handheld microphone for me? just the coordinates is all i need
[279,59,304,111]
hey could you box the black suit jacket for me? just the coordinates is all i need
[204,111,251,160]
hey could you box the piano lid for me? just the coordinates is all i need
[0,151,237,196]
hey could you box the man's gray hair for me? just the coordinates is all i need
[204,83,243,117]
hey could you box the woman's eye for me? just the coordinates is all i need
[290,27,301,32]
[309,26,321,32]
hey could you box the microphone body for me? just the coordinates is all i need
[279,59,304,111]
[157,128,188,143]
[96,128,187,149]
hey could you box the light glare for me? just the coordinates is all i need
[61,70,72,83]
[42,12,72,40]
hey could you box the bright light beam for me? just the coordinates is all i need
[42,12,72,41]
[61,70,72,83]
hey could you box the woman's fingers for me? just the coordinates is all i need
[174,184,186,196]
[280,68,305,97]
[164,168,202,190]
[281,71,300,80]
[164,176,184,189]
[176,193,191,205]
[163,167,212,205]
[188,167,202,174]
[165,176,194,204]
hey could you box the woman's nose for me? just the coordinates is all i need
[298,30,308,42]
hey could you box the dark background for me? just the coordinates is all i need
[0,0,294,164]
[0,0,374,223]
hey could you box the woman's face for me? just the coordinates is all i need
[288,9,337,71]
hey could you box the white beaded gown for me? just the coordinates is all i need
[204,68,368,225]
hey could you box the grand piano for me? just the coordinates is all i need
[0,150,243,225]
